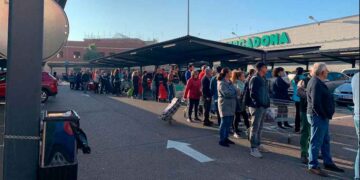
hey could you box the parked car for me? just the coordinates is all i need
[288,72,350,95]
[325,72,350,92]
[0,72,58,103]
[341,68,359,77]
[333,82,353,105]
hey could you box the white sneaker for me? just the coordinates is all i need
[186,119,193,123]
[233,133,240,139]
[250,148,263,158]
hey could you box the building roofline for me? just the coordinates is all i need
[222,14,359,42]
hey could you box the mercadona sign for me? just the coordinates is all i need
[229,32,290,48]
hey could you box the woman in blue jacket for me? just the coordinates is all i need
[272,67,292,129]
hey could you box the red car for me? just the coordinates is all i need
[0,72,58,103]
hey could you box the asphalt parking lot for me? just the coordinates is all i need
[0,85,357,180]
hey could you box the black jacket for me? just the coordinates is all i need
[201,76,212,98]
[81,73,90,83]
[273,77,290,100]
[306,77,335,119]
[249,73,270,108]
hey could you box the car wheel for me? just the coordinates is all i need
[41,89,49,103]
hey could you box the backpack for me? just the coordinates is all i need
[244,80,252,106]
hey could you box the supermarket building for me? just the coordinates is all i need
[221,14,359,71]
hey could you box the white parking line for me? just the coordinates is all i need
[82,94,90,97]
[343,147,358,153]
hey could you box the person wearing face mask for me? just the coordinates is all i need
[306,63,344,177]
[273,67,292,129]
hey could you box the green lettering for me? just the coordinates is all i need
[279,32,290,44]
[269,33,279,46]
[253,37,261,47]
[246,38,253,48]
[261,35,270,47]
[239,39,246,46]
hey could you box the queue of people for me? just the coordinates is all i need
[64,62,358,178]
[182,62,358,178]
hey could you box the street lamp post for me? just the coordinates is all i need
[3,0,44,179]
[309,16,320,25]
[187,0,190,35]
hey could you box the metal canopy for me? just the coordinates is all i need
[91,35,321,67]
[267,47,359,64]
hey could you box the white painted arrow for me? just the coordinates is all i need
[166,140,214,163]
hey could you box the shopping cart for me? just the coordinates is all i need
[262,98,296,144]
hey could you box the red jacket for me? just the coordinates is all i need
[198,70,206,81]
[184,78,202,100]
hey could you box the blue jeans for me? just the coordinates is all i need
[219,116,234,142]
[307,114,334,169]
[355,116,359,179]
[249,107,266,148]
[168,84,175,101]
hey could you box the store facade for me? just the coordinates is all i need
[222,15,359,71]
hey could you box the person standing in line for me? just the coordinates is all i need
[201,68,213,127]
[81,70,90,93]
[99,71,106,94]
[210,66,222,126]
[217,68,237,147]
[185,65,194,83]
[113,69,121,96]
[132,71,140,98]
[272,67,292,129]
[68,72,75,90]
[306,63,344,177]
[167,69,175,101]
[198,65,207,80]
[296,72,311,164]
[292,67,305,132]
[111,69,116,93]
[351,72,359,180]
[75,71,82,90]
[93,70,100,94]
[231,70,249,138]
[184,71,202,123]
[153,68,166,101]
[248,62,270,158]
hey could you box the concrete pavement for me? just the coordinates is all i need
[43,86,357,180]
[18,85,360,179]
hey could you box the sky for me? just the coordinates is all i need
[65,0,359,42]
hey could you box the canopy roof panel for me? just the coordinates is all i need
[91,35,321,67]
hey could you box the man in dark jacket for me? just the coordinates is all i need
[306,63,344,177]
[248,62,270,158]
[210,66,222,126]
[202,68,213,126]
[81,70,91,93]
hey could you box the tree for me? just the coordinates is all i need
[83,43,102,61]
